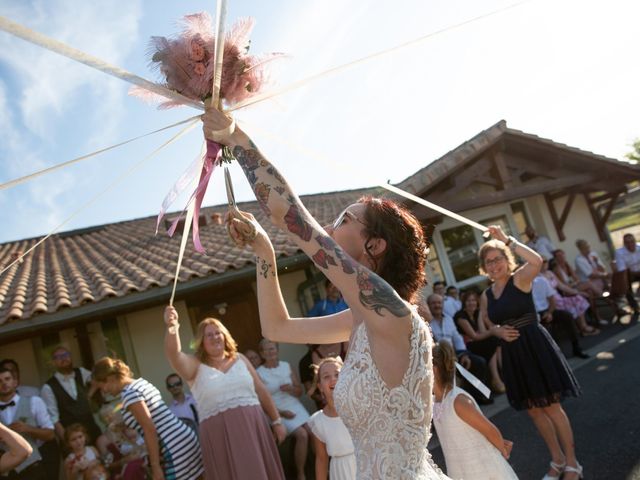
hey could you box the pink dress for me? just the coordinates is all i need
[544,272,589,317]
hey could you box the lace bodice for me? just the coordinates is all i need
[190,359,260,422]
[333,311,449,479]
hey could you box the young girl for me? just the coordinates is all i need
[64,423,101,480]
[432,342,518,480]
[307,357,356,480]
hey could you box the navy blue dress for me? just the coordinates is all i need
[486,276,581,410]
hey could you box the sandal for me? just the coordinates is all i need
[581,326,600,336]
[564,462,583,479]
[541,461,565,480]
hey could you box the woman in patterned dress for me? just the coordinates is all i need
[202,108,449,479]
[92,357,203,480]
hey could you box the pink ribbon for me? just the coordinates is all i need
[159,139,222,253]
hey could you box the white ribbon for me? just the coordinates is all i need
[455,362,492,399]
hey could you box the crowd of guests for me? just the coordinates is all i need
[1,229,637,480]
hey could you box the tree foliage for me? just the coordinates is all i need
[626,139,640,163]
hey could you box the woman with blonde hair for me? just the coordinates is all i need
[92,357,202,480]
[164,306,286,480]
[478,226,582,480]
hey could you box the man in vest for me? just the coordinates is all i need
[40,347,101,446]
[0,367,54,479]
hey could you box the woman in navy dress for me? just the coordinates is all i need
[479,225,582,480]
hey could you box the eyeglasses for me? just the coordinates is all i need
[52,352,71,360]
[332,210,367,230]
[167,382,182,388]
[484,256,506,267]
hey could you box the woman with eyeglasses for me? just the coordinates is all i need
[202,110,449,479]
[478,226,582,480]
[164,309,286,480]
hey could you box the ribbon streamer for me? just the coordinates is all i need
[0,115,201,192]
[0,119,199,276]
[455,362,491,399]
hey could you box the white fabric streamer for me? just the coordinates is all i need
[455,362,492,399]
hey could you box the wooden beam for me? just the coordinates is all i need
[543,192,575,241]
[493,151,513,190]
[420,173,597,216]
[584,192,621,241]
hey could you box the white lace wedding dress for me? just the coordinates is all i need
[334,311,450,479]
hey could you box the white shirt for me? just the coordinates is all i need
[615,245,640,273]
[575,251,606,282]
[532,275,556,313]
[0,394,54,446]
[443,296,462,319]
[40,368,92,424]
[430,314,466,352]
[168,393,199,422]
[526,235,556,260]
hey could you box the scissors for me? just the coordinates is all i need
[224,165,240,214]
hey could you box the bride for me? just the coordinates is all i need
[203,109,449,479]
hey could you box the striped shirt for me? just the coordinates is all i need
[122,377,203,480]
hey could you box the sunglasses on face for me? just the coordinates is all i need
[53,352,71,360]
[167,381,182,388]
[332,210,367,230]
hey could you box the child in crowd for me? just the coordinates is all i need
[432,341,518,480]
[83,462,110,480]
[307,357,356,480]
[64,423,101,480]
[97,404,147,479]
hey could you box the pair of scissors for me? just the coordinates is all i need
[224,165,240,214]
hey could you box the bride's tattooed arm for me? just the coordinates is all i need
[232,142,409,319]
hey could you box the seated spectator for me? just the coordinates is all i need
[525,226,556,260]
[614,233,640,313]
[307,280,348,317]
[427,294,492,405]
[574,239,610,296]
[443,286,462,319]
[244,349,263,369]
[0,423,32,474]
[453,291,505,393]
[545,259,599,335]
[532,268,589,359]
[306,357,356,480]
[258,339,310,480]
[432,281,446,297]
[165,373,199,429]
[64,424,100,480]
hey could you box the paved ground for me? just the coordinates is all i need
[430,320,640,480]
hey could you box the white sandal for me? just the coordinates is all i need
[541,461,565,480]
[564,463,583,479]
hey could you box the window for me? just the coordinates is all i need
[510,202,531,238]
[427,246,445,284]
[101,318,127,362]
[480,215,512,236]
[441,225,479,283]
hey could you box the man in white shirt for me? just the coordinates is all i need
[531,270,588,359]
[165,374,199,429]
[525,226,557,261]
[40,347,101,445]
[574,239,610,295]
[443,286,462,319]
[0,367,54,479]
[427,294,491,404]
[614,233,640,312]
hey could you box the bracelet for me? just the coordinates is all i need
[506,236,518,251]
[270,417,282,427]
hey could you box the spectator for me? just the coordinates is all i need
[432,281,446,297]
[574,239,610,296]
[165,373,199,428]
[164,306,285,479]
[544,259,599,336]
[0,423,33,474]
[432,341,516,479]
[307,280,348,317]
[92,357,203,480]
[443,286,462,319]
[0,360,40,398]
[41,346,101,445]
[258,339,311,480]
[245,349,263,369]
[427,294,492,405]
[0,366,55,479]
[307,357,356,480]
[525,226,556,260]
[63,424,100,480]
[453,291,505,393]
[614,233,640,313]
[82,463,109,480]
[532,267,589,359]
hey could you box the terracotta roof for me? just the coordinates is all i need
[0,187,375,326]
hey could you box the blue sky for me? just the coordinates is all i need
[0,0,638,243]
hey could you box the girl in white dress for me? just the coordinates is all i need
[63,423,100,480]
[257,339,310,480]
[432,341,518,480]
[307,357,356,480]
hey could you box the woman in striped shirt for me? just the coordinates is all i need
[92,357,203,480]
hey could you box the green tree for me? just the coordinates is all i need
[626,139,640,163]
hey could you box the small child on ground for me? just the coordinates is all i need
[306,357,356,480]
[432,341,518,480]
[64,423,101,480]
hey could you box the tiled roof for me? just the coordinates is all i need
[0,187,376,325]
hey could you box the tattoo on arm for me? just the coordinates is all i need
[311,249,337,269]
[257,257,276,279]
[284,204,313,241]
[254,182,272,216]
